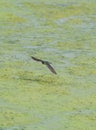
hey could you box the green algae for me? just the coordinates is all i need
[0,0,96,130]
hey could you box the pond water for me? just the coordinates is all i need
[0,0,96,130]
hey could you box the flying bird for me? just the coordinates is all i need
[31,56,57,74]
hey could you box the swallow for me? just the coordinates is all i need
[31,56,57,74]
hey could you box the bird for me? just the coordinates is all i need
[31,56,57,74]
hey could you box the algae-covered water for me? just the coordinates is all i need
[0,0,96,130]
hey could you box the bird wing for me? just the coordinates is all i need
[31,56,43,62]
[46,63,57,74]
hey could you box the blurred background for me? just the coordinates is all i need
[0,0,96,129]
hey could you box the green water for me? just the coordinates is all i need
[0,0,96,130]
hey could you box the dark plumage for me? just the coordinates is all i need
[31,56,57,74]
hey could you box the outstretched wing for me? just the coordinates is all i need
[31,56,43,62]
[31,56,57,74]
[46,63,57,74]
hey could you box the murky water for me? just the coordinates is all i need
[0,0,96,130]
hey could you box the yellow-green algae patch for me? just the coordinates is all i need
[0,0,96,130]
[0,12,26,23]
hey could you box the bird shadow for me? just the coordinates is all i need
[19,74,58,85]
